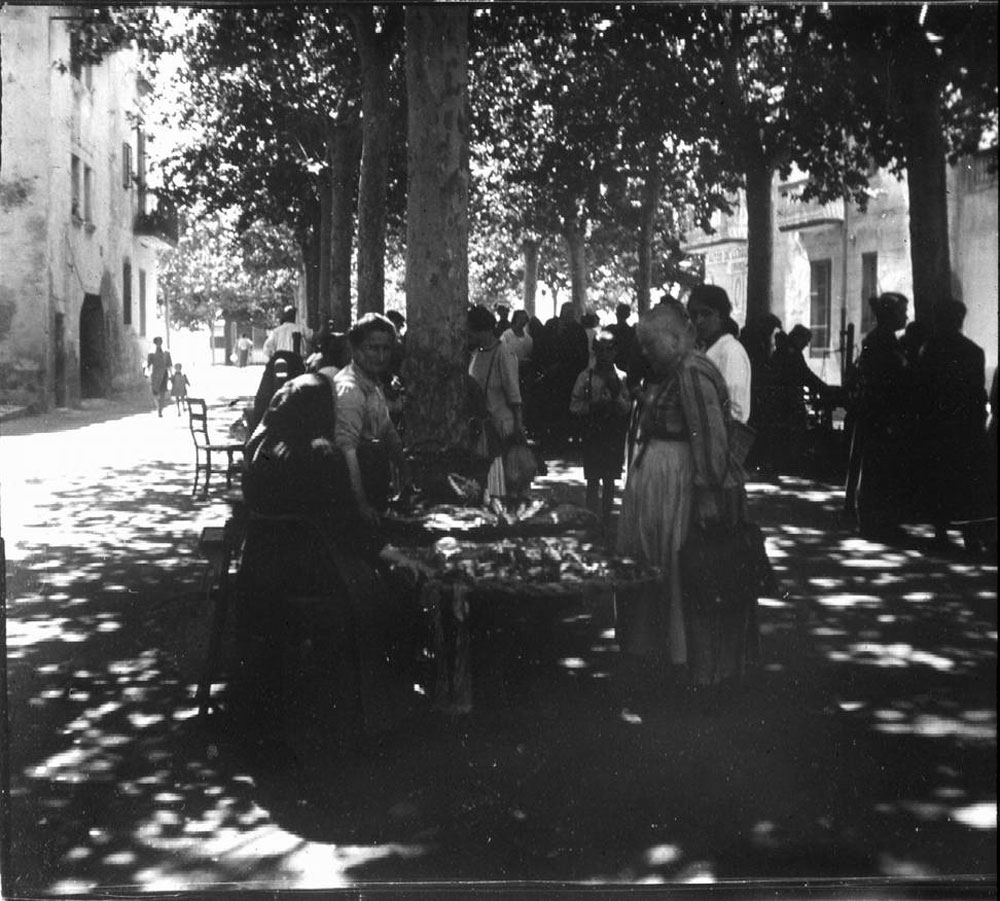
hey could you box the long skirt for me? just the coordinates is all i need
[615,440,693,665]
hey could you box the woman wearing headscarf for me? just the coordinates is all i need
[616,301,752,691]
[467,304,524,501]
[687,285,752,425]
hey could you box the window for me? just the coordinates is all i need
[860,252,878,335]
[123,261,132,325]
[83,164,93,223]
[809,258,832,356]
[71,154,81,220]
[69,30,83,80]
[139,269,147,337]
[122,142,132,189]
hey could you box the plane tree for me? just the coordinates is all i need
[161,6,361,330]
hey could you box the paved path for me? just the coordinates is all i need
[2,365,995,895]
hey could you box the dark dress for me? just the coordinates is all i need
[237,373,415,743]
[847,327,917,534]
[916,331,990,525]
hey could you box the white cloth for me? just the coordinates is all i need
[263,321,313,359]
[500,328,533,363]
[705,333,752,423]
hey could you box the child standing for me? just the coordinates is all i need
[170,363,190,416]
[570,329,630,532]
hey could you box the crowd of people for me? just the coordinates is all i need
[228,287,994,729]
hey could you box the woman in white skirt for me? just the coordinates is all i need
[616,301,748,691]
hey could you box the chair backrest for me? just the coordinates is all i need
[187,398,211,447]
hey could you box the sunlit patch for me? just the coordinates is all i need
[950,802,996,829]
[643,843,681,866]
[600,628,616,640]
[128,712,165,729]
[103,850,138,866]
[809,577,844,588]
[62,846,92,862]
[558,657,588,670]
[878,852,938,878]
[903,592,934,602]
[842,558,902,569]
[876,615,897,623]
[48,880,98,895]
[758,597,789,608]
[817,594,882,608]
[841,643,957,671]
[873,713,995,740]
[836,700,866,712]
[676,861,716,883]
[620,709,643,725]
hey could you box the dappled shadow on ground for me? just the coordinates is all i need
[5,453,996,891]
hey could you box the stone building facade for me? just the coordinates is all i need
[682,154,999,385]
[0,5,176,412]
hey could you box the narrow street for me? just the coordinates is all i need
[2,364,996,895]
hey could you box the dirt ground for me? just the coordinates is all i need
[2,367,996,897]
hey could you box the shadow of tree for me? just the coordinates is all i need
[5,447,996,892]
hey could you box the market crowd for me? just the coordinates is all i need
[229,288,996,735]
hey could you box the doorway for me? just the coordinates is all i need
[79,293,106,398]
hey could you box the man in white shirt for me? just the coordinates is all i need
[687,285,752,423]
[263,305,313,360]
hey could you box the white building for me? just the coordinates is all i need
[682,154,999,385]
[0,5,176,411]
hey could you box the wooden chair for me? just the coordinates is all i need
[187,398,244,497]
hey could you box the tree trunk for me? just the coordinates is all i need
[351,6,399,318]
[318,169,333,327]
[301,230,320,330]
[636,166,660,314]
[563,224,587,315]
[330,123,360,331]
[403,6,470,449]
[522,238,539,317]
[902,66,950,325]
[744,159,775,320]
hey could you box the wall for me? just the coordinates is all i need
[0,5,53,408]
[0,4,163,410]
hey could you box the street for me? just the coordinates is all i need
[1,363,996,895]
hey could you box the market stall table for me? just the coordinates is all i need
[380,515,661,713]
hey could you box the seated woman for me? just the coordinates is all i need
[238,350,415,742]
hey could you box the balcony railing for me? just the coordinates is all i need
[776,193,844,232]
[134,190,179,247]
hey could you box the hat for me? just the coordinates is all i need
[868,292,908,316]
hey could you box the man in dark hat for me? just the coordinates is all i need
[846,292,915,539]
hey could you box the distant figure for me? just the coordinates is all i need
[570,329,630,531]
[169,363,190,416]
[500,309,534,367]
[237,333,253,368]
[900,321,929,370]
[493,304,511,338]
[740,313,783,472]
[687,285,752,424]
[263,305,312,361]
[146,337,172,418]
[846,292,915,539]
[916,298,990,548]
[467,304,524,501]
[537,302,589,448]
[608,302,636,377]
